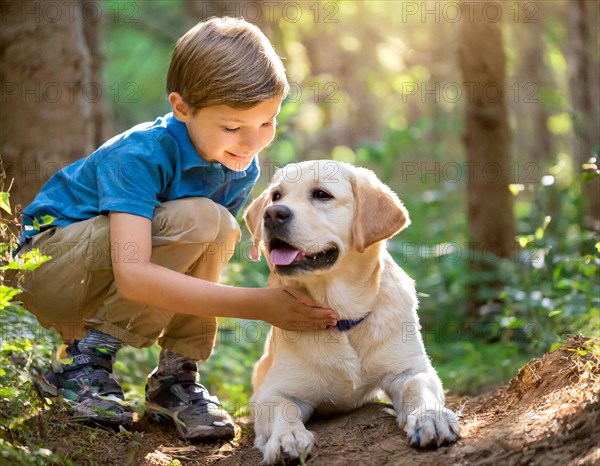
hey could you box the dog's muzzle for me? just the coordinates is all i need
[263,205,339,275]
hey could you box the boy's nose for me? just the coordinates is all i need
[239,131,260,153]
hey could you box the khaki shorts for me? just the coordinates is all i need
[18,197,241,361]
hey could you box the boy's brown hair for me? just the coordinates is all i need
[167,17,288,112]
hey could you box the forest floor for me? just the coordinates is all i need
[14,335,600,466]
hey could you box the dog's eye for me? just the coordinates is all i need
[272,191,282,202]
[312,189,333,200]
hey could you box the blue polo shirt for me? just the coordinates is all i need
[20,112,260,244]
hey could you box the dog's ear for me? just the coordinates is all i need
[351,169,410,253]
[243,189,270,261]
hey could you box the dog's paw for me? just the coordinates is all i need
[261,426,314,465]
[406,407,460,448]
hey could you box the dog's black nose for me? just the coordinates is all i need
[264,205,292,229]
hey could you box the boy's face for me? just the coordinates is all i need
[170,93,283,172]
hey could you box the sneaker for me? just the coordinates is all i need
[145,367,236,441]
[32,342,133,427]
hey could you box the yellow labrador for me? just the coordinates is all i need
[244,160,460,464]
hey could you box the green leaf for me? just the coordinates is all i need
[32,215,55,231]
[550,341,564,352]
[20,248,52,266]
[0,262,19,271]
[0,248,52,272]
[0,192,10,214]
[534,227,544,240]
[508,184,525,196]
[518,235,535,248]
[0,285,21,310]
[40,215,55,226]
[567,347,589,357]
[548,310,562,317]
[0,386,17,397]
[555,278,572,289]
[547,112,572,135]
[582,172,599,182]
[507,318,525,329]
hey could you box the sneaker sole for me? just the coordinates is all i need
[145,402,235,441]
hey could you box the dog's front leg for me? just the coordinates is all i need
[385,371,460,448]
[252,393,315,464]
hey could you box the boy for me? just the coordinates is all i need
[16,17,336,441]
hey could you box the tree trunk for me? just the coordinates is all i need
[81,0,106,148]
[569,0,600,231]
[513,2,554,166]
[458,1,516,316]
[0,0,95,210]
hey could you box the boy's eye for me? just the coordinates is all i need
[223,127,240,133]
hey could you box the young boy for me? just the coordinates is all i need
[16,17,336,440]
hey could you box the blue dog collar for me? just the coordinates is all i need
[336,316,367,331]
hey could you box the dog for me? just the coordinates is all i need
[244,160,460,464]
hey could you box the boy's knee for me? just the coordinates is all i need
[215,203,241,247]
[153,197,239,246]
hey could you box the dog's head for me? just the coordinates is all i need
[244,160,409,277]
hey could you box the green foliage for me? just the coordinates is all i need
[0,304,64,465]
[0,192,10,214]
[0,187,63,464]
[0,191,52,310]
[103,0,185,129]
[386,154,600,394]
[198,318,270,415]
[0,438,71,466]
[1,1,598,462]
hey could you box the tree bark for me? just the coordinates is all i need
[458,1,516,315]
[0,0,94,210]
[569,0,600,231]
[513,2,553,166]
[81,0,106,148]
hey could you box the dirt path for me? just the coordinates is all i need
[34,335,599,465]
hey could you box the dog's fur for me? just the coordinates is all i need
[244,161,460,464]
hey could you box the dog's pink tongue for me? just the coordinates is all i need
[270,249,300,266]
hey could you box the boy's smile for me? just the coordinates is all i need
[170,93,283,172]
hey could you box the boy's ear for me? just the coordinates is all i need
[243,190,270,261]
[169,92,191,122]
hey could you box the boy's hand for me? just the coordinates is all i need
[261,287,337,331]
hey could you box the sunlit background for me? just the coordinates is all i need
[2,0,598,416]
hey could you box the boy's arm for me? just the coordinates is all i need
[109,212,337,330]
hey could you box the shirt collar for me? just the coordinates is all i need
[164,112,252,177]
